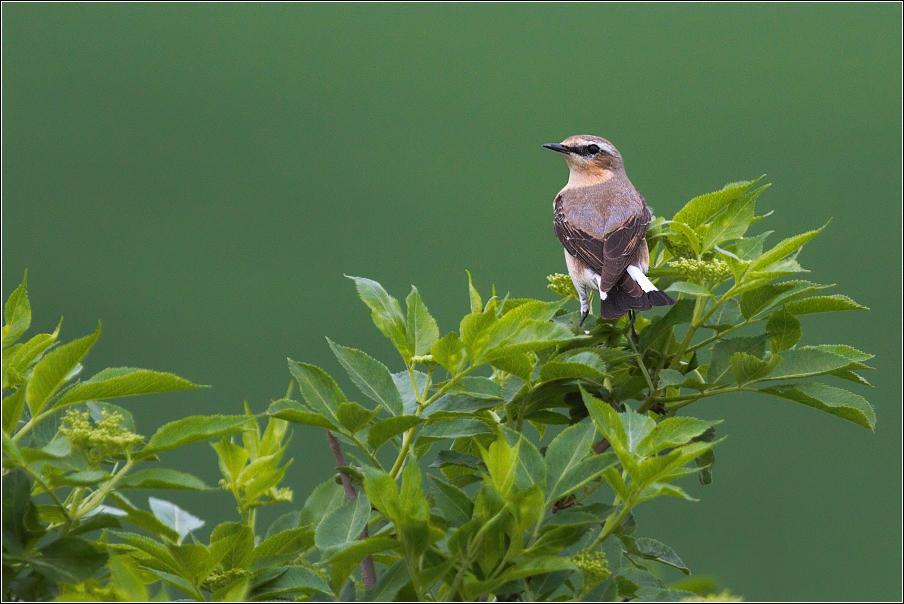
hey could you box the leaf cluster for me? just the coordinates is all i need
[0,178,874,602]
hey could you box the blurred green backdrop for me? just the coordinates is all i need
[3,4,901,601]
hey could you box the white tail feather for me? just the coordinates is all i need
[626,265,657,293]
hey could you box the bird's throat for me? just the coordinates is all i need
[565,167,614,188]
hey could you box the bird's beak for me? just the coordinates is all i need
[543,143,571,155]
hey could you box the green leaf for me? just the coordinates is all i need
[463,556,576,600]
[417,418,493,443]
[703,298,742,330]
[30,537,108,583]
[25,322,101,416]
[347,276,411,359]
[315,494,371,550]
[762,346,863,381]
[141,415,252,457]
[467,271,482,313]
[431,332,466,375]
[406,287,440,356]
[708,335,769,384]
[428,475,473,527]
[2,388,26,434]
[267,399,337,430]
[252,564,333,598]
[148,497,205,542]
[672,178,760,228]
[637,417,721,457]
[746,225,825,274]
[730,352,782,384]
[288,360,346,423]
[785,294,868,315]
[117,469,211,491]
[3,271,31,348]
[250,527,314,565]
[539,360,606,382]
[766,306,802,352]
[365,559,411,603]
[470,299,566,361]
[368,415,424,450]
[622,536,690,574]
[210,522,255,570]
[2,469,43,555]
[639,299,695,351]
[756,382,876,430]
[52,368,200,409]
[108,493,180,542]
[491,352,535,382]
[326,536,401,592]
[701,184,766,250]
[666,281,715,298]
[327,340,404,416]
[336,401,378,433]
[544,422,596,502]
[299,479,345,527]
[548,452,614,502]
[739,281,799,319]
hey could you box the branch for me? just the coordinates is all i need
[325,430,376,590]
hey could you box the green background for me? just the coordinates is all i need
[3,4,900,601]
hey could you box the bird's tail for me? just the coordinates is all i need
[599,288,675,319]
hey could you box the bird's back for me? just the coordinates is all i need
[558,175,647,240]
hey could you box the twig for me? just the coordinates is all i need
[325,430,376,590]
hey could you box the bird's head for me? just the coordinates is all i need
[543,135,624,185]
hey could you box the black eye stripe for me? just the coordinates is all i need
[571,144,605,156]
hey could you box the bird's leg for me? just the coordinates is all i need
[578,286,590,327]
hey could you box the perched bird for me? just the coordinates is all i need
[544,135,675,324]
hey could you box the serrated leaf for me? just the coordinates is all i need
[30,537,108,583]
[288,360,346,423]
[141,415,252,457]
[762,346,863,381]
[672,179,760,228]
[368,415,424,450]
[666,281,715,298]
[708,334,769,384]
[639,299,695,351]
[406,287,440,356]
[766,306,802,352]
[327,340,404,416]
[466,271,482,313]
[267,399,337,430]
[490,352,535,382]
[747,225,824,274]
[347,276,411,359]
[730,352,782,384]
[417,418,493,443]
[392,369,427,415]
[315,494,371,550]
[25,322,101,416]
[739,281,799,319]
[3,272,31,348]
[637,417,721,456]
[701,185,766,250]
[326,536,401,592]
[365,559,410,602]
[52,368,200,409]
[756,382,875,430]
[431,332,466,375]
[703,298,742,330]
[118,469,210,491]
[785,294,868,315]
[544,422,596,503]
[108,493,179,542]
[336,401,378,433]
[299,479,345,527]
[254,564,333,598]
[428,475,473,527]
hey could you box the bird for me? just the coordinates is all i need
[543,135,675,325]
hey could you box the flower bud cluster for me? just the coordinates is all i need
[547,273,578,299]
[201,568,251,592]
[59,409,143,464]
[267,486,294,503]
[572,548,610,589]
[669,257,731,282]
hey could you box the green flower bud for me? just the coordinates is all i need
[681,590,743,602]
[572,548,610,592]
[60,409,143,464]
[547,273,578,299]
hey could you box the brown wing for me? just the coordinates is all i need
[554,195,651,293]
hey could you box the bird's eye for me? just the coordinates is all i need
[587,144,600,154]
